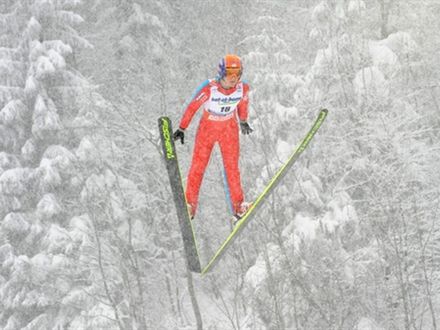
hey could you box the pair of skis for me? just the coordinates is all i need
[158,109,328,275]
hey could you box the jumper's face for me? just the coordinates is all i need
[222,69,241,88]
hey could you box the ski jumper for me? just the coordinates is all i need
[179,79,250,214]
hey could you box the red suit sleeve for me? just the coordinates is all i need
[237,82,249,122]
[179,84,211,130]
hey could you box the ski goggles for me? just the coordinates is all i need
[224,67,242,79]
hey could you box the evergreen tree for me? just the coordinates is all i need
[0,1,105,329]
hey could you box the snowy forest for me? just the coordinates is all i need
[1,0,439,329]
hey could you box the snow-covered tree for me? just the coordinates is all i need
[0,1,105,329]
[77,1,203,328]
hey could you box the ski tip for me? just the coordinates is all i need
[320,108,328,114]
[158,116,171,123]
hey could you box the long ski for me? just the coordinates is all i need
[158,117,201,273]
[201,109,328,275]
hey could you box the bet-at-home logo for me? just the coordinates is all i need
[161,118,175,159]
[211,96,241,105]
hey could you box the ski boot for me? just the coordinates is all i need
[187,203,196,220]
[232,202,252,225]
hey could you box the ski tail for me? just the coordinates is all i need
[158,117,201,273]
[201,109,328,275]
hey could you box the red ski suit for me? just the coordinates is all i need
[179,79,250,214]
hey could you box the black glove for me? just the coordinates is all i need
[240,121,253,135]
[173,128,185,144]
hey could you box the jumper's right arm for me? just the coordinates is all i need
[173,82,210,144]
[178,82,210,130]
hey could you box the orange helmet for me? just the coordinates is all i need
[217,54,242,79]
